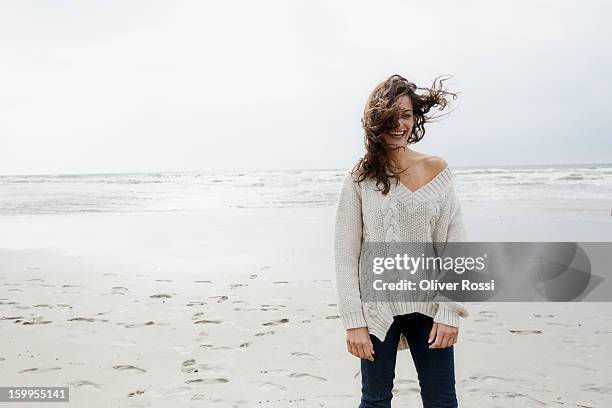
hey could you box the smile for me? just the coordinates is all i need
[388,130,407,137]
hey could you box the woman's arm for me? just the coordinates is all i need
[334,170,368,329]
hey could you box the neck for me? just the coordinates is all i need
[387,146,413,170]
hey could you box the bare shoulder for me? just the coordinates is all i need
[421,155,448,176]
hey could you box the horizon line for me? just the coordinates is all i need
[1,161,611,178]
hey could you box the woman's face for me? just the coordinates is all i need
[381,95,414,148]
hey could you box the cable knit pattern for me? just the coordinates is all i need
[333,164,469,351]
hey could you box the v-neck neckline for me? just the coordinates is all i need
[397,165,449,194]
[392,166,452,202]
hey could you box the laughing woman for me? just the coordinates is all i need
[334,74,469,408]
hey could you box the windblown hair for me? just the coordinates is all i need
[353,74,458,194]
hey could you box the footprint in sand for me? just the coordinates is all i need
[20,367,62,374]
[463,375,529,386]
[209,295,229,303]
[199,345,230,350]
[255,331,275,337]
[325,315,340,319]
[112,287,129,295]
[508,330,542,335]
[66,380,102,389]
[259,369,288,374]
[1,316,23,321]
[150,293,173,299]
[239,342,251,348]
[186,301,207,307]
[262,319,289,326]
[127,389,145,397]
[181,359,220,374]
[288,373,327,382]
[194,319,222,325]
[18,317,52,325]
[230,283,247,289]
[532,313,555,318]
[56,304,72,309]
[290,352,318,360]
[113,365,146,373]
[33,304,54,308]
[182,359,197,373]
[194,280,212,284]
[581,383,612,394]
[155,279,173,282]
[250,274,258,279]
[185,378,229,385]
[67,317,109,323]
[124,321,155,328]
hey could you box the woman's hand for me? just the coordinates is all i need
[346,327,375,361]
[428,322,458,349]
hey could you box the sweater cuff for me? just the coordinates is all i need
[433,304,461,328]
[341,310,368,330]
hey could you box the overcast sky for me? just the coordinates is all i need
[1,0,611,175]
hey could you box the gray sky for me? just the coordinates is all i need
[1,0,611,175]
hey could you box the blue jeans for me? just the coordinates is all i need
[360,313,458,408]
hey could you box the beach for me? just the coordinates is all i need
[1,164,612,407]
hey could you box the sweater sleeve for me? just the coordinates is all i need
[334,171,368,330]
[431,183,470,328]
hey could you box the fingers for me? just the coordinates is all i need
[363,340,374,362]
[428,323,438,345]
[429,325,459,349]
[346,334,375,361]
[356,343,366,360]
[346,339,354,356]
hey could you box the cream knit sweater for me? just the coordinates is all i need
[333,164,469,351]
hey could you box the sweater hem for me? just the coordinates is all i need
[365,302,440,346]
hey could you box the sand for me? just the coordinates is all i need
[1,203,612,407]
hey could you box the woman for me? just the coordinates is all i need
[334,74,469,408]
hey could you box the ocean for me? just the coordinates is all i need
[0,163,610,215]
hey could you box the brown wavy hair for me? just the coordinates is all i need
[352,74,458,194]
